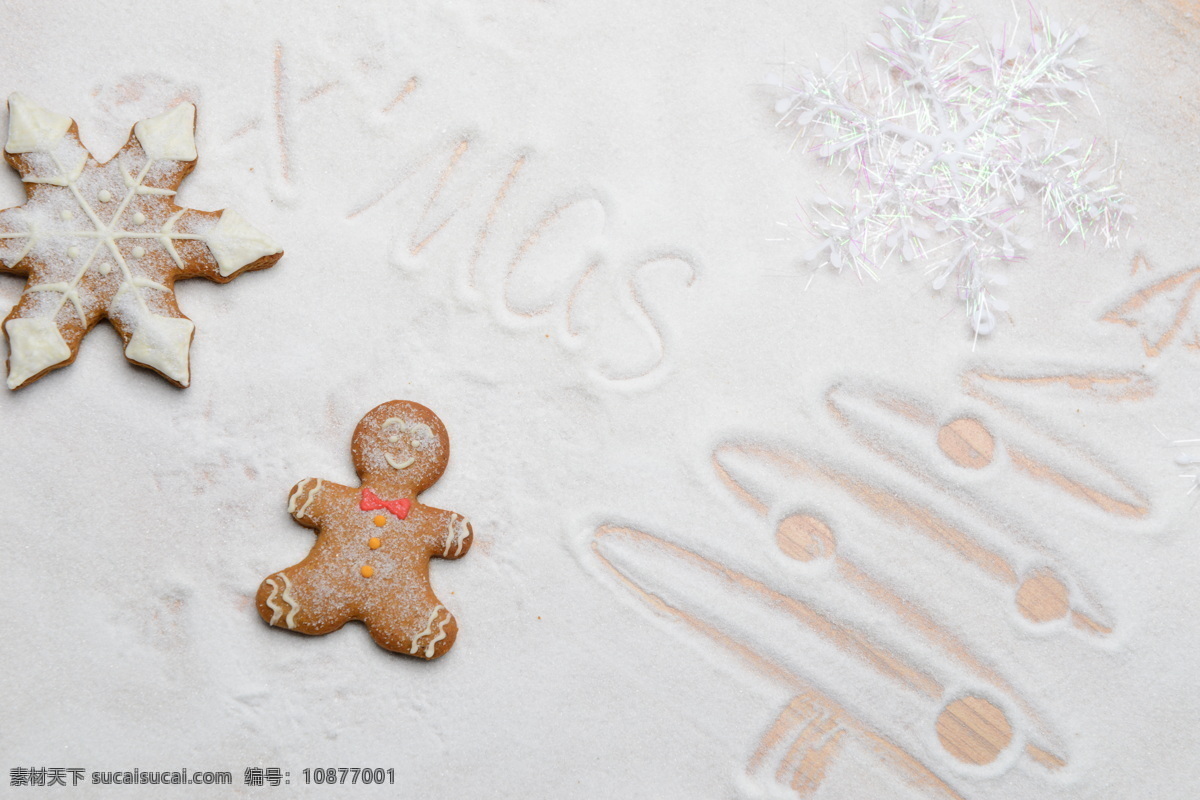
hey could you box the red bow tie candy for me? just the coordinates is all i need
[360,487,411,519]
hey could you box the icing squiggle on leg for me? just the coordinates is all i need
[409,605,446,656]
[278,573,300,629]
[263,573,300,629]
[264,578,284,625]
[425,607,451,658]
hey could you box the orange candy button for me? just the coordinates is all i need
[360,565,374,578]
[373,515,387,527]
[368,537,382,550]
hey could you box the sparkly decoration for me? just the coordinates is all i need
[772,2,1131,334]
[1174,436,1200,495]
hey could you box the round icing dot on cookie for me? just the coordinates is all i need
[98,262,112,275]
[360,565,375,578]
[132,246,146,258]
[368,537,382,550]
[132,212,146,225]
[67,246,80,258]
[374,515,387,527]
[97,189,113,202]
[60,209,73,221]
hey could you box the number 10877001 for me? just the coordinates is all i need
[302,768,395,785]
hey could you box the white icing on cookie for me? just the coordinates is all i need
[5,93,71,154]
[27,282,84,321]
[122,313,195,385]
[410,605,447,656]
[288,478,313,514]
[385,453,415,470]
[133,103,197,162]
[426,609,451,657]
[204,209,282,277]
[300,479,323,518]
[0,96,281,389]
[156,210,190,271]
[263,578,284,626]
[263,573,300,629]
[443,514,470,557]
[5,316,71,389]
[454,516,469,556]
[278,573,300,629]
[381,417,437,469]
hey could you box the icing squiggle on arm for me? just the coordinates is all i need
[442,514,471,557]
[288,478,324,519]
[287,478,312,514]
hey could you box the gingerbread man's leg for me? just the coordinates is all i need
[256,563,354,637]
[364,599,458,660]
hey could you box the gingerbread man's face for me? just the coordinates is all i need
[351,400,449,493]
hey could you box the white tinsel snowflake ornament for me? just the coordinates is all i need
[773,1,1131,334]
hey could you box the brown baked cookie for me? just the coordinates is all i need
[0,93,282,389]
[257,401,473,659]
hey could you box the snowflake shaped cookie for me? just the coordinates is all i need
[774,2,1131,333]
[0,94,282,389]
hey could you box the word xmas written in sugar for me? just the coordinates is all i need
[228,42,700,383]
[345,141,699,383]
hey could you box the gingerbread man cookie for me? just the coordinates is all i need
[0,94,282,389]
[257,401,473,659]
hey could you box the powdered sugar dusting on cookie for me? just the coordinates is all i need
[257,401,471,659]
[0,95,282,389]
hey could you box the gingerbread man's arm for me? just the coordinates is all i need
[287,478,333,530]
[419,506,474,560]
